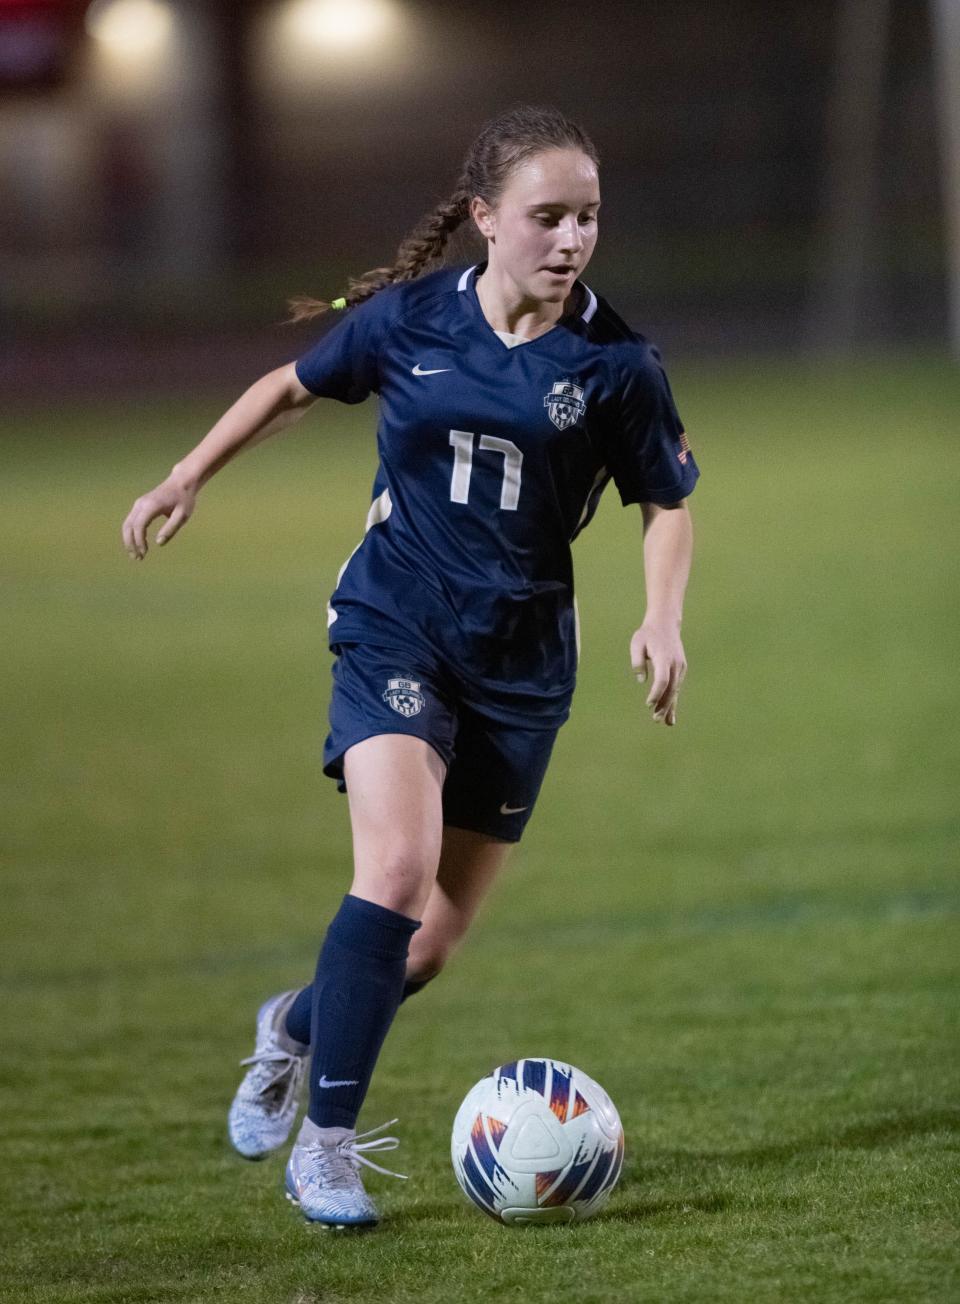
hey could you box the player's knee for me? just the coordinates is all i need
[352,847,437,918]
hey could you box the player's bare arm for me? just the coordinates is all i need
[121,362,316,560]
[630,498,693,728]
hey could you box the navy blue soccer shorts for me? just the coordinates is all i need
[322,642,565,843]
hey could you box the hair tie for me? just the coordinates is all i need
[331,296,347,310]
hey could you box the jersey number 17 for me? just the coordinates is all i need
[449,430,523,511]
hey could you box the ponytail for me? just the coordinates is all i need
[286,104,598,325]
[286,188,471,324]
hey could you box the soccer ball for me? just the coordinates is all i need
[451,1057,624,1225]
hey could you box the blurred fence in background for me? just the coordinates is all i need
[0,0,956,395]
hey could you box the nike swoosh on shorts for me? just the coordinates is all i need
[499,803,529,815]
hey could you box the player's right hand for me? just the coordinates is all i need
[122,473,197,560]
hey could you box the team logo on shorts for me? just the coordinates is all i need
[544,379,586,431]
[383,677,425,717]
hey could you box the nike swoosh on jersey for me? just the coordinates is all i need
[412,363,452,375]
[499,802,529,815]
[317,1074,360,1089]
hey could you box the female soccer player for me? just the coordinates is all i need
[121,104,698,1229]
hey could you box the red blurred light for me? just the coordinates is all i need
[0,0,87,89]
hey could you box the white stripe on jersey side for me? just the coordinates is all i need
[573,464,608,534]
[459,262,598,322]
[326,488,393,628]
[568,464,608,662]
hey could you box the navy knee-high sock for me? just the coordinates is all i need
[285,985,313,1045]
[305,893,421,1129]
[285,967,431,1045]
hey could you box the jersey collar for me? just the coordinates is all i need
[457,262,598,340]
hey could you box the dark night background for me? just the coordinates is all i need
[0,0,954,393]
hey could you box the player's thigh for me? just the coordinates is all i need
[323,642,457,917]
[409,826,513,972]
[343,733,447,918]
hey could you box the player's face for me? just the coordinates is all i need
[473,148,601,305]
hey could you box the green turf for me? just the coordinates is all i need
[2,352,958,1303]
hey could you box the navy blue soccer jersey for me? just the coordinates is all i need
[294,261,700,722]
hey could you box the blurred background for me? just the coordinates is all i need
[1,0,959,395]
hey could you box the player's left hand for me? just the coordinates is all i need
[630,623,686,726]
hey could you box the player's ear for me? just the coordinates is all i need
[470,195,495,240]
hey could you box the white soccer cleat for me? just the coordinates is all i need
[228,990,309,1160]
[284,1118,406,1229]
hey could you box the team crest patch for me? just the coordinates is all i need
[543,379,586,431]
[383,677,424,717]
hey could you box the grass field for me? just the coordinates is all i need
[2,352,958,1303]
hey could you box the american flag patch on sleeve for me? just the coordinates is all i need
[677,430,692,465]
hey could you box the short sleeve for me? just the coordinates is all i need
[294,293,394,404]
[606,344,700,505]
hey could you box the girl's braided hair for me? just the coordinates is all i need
[286,103,599,323]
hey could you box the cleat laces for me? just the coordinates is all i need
[238,1049,305,1115]
[303,1119,408,1186]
